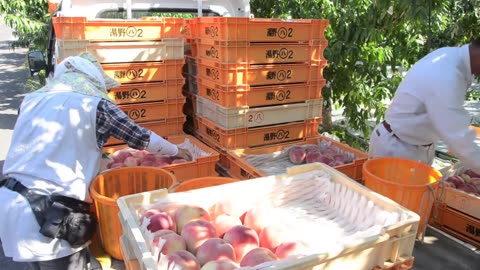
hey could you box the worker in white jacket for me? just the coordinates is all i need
[369,38,480,173]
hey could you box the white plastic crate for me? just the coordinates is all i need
[55,38,185,64]
[196,95,323,129]
[117,163,419,270]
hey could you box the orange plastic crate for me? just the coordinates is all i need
[48,1,60,15]
[181,19,197,38]
[117,97,185,123]
[108,79,184,105]
[430,204,480,248]
[102,134,220,182]
[227,136,368,182]
[195,17,329,42]
[197,77,325,107]
[101,59,184,83]
[196,115,321,149]
[52,17,185,41]
[197,58,326,86]
[197,39,328,64]
[104,116,186,146]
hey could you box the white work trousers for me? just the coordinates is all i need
[368,122,436,165]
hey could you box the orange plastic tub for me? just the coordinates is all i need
[89,167,176,260]
[197,58,326,86]
[108,79,184,105]
[195,17,329,42]
[101,59,185,84]
[171,176,239,192]
[362,157,442,239]
[197,39,328,64]
[52,17,185,41]
[104,117,185,146]
[196,115,321,149]
[117,97,185,123]
[197,77,325,107]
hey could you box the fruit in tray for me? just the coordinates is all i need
[445,170,480,196]
[141,202,312,268]
[174,205,211,234]
[196,238,236,265]
[164,250,201,270]
[242,140,356,176]
[223,225,260,263]
[240,247,278,267]
[152,230,187,255]
[181,220,218,254]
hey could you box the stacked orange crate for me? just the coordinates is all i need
[52,17,187,147]
[185,17,329,171]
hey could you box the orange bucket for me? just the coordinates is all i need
[362,157,442,239]
[89,167,176,260]
[171,176,239,192]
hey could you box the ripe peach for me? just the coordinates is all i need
[146,212,176,232]
[174,205,211,234]
[152,230,186,255]
[223,225,259,263]
[240,247,278,267]
[259,226,291,252]
[180,220,218,254]
[213,214,242,238]
[275,241,310,259]
[196,238,236,266]
[163,250,200,270]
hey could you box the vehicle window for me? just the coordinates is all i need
[97,9,219,19]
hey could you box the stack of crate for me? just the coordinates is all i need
[51,16,187,147]
[182,17,329,171]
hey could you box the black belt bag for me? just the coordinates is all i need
[0,177,97,248]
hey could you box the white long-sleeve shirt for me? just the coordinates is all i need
[386,44,480,172]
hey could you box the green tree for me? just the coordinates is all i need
[250,0,480,138]
[0,0,50,51]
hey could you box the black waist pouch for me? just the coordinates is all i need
[0,177,97,248]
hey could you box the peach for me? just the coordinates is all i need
[275,241,310,259]
[259,226,291,252]
[152,230,187,255]
[163,250,201,270]
[174,205,211,234]
[196,238,236,266]
[243,203,276,235]
[146,212,176,232]
[240,247,278,267]
[213,214,242,238]
[140,208,163,225]
[223,225,259,263]
[180,220,218,254]
[200,259,239,270]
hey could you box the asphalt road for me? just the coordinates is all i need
[0,21,30,270]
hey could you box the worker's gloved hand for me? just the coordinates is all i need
[175,147,192,161]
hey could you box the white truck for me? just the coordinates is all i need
[28,0,251,76]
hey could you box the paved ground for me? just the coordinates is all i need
[0,21,478,270]
[0,20,30,270]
